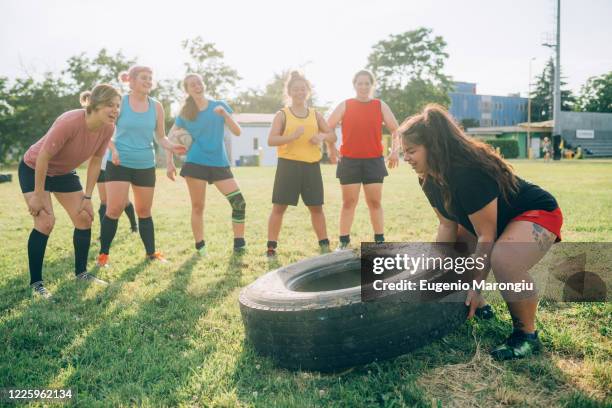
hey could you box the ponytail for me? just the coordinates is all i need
[79,84,121,114]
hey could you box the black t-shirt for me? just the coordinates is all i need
[420,166,558,237]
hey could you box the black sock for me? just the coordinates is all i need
[267,240,277,249]
[138,217,155,255]
[73,228,91,275]
[100,216,118,254]
[339,235,350,244]
[374,233,385,243]
[319,238,330,247]
[124,202,137,229]
[28,229,49,285]
[98,203,107,234]
[195,240,205,250]
[234,237,246,249]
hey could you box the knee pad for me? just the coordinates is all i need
[226,190,246,223]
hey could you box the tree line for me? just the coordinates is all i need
[1,28,610,163]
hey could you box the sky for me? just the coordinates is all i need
[1,0,611,107]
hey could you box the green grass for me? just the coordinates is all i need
[1,160,611,407]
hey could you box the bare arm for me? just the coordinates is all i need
[154,102,186,155]
[434,207,458,243]
[76,154,103,220]
[214,106,241,136]
[314,111,337,162]
[381,101,401,168]
[84,155,102,198]
[267,111,302,146]
[26,150,53,216]
[33,151,51,196]
[315,111,336,143]
[326,101,345,130]
[165,124,177,181]
[108,139,120,165]
[465,198,498,317]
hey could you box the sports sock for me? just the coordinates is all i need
[100,216,118,254]
[28,229,49,285]
[124,202,137,229]
[73,228,91,275]
[138,217,155,255]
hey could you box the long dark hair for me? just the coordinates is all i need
[400,104,519,214]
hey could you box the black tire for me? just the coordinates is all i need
[239,249,468,372]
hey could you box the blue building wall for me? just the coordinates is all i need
[449,82,528,127]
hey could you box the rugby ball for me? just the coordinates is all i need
[168,126,193,157]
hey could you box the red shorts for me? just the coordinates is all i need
[511,208,563,242]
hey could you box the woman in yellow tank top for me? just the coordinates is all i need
[266,71,336,257]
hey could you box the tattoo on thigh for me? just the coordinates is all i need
[532,223,553,251]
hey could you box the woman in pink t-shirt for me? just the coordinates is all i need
[18,84,121,299]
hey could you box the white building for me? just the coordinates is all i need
[225,113,277,166]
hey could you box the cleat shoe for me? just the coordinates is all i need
[96,253,109,267]
[234,246,246,255]
[31,281,52,299]
[147,252,168,263]
[319,243,331,254]
[491,330,541,361]
[76,271,108,285]
[336,242,351,251]
[197,246,207,257]
[266,247,277,258]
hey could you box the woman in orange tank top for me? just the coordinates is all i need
[327,70,401,249]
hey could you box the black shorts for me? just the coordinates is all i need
[336,156,388,185]
[18,160,82,194]
[272,158,324,206]
[105,162,156,187]
[97,169,106,183]
[180,162,234,184]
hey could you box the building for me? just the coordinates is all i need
[449,82,528,128]
[465,124,550,159]
[225,113,276,166]
[466,111,612,158]
[556,111,612,157]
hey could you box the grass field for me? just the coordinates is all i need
[0,160,611,407]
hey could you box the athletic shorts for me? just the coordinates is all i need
[105,162,156,187]
[336,156,388,185]
[512,207,563,242]
[180,162,234,184]
[272,158,323,206]
[97,169,106,183]
[18,160,82,194]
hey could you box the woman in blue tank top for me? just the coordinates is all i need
[98,65,186,267]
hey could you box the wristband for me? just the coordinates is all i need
[83,195,92,200]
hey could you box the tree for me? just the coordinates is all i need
[182,37,241,99]
[63,48,136,93]
[232,70,287,113]
[0,74,76,163]
[575,71,612,113]
[529,58,576,122]
[232,70,328,113]
[367,28,453,122]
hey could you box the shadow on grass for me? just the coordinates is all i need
[54,252,246,405]
[0,231,131,315]
[0,259,148,389]
[229,307,609,407]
